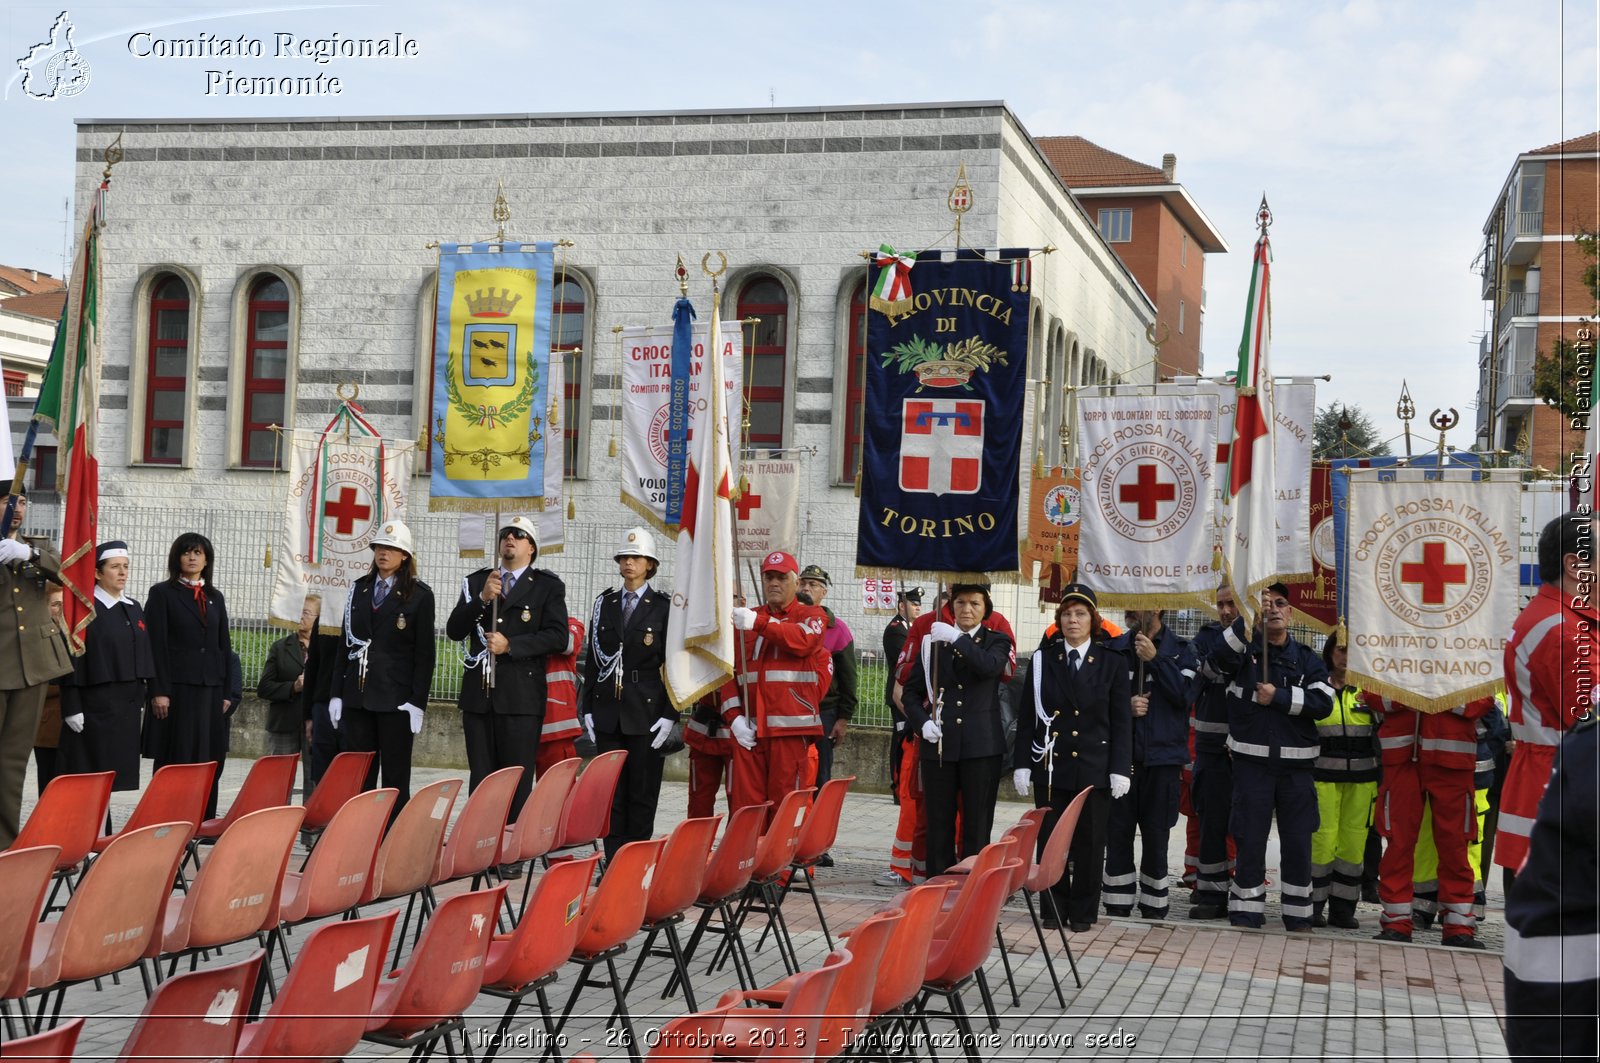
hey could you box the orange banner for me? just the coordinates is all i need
[1023,468,1081,583]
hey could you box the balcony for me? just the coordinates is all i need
[1501,370,1535,401]
[1503,209,1545,265]
[1504,290,1540,317]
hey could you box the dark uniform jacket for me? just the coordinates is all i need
[1015,637,1132,794]
[331,573,435,713]
[1188,622,1232,755]
[578,584,671,736]
[1108,624,1194,767]
[0,537,70,690]
[61,596,155,702]
[446,566,568,716]
[1206,617,1333,768]
[257,634,308,735]
[882,614,911,726]
[902,622,1016,762]
[145,579,231,694]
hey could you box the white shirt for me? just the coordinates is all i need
[1064,637,1092,663]
[94,585,132,608]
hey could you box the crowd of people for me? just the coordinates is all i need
[0,506,1592,1060]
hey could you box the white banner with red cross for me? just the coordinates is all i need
[1344,473,1517,711]
[1076,389,1218,610]
[732,458,800,561]
[269,404,417,632]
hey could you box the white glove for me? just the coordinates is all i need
[401,703,424,734]
[730,714,758,750]
[582,713,595,744]
[328,698,343,728]
[64,714,84,733]
[650,716,674,750]
[920,719,942,743]
[1013,768,1031,797]
[731,607,758,631]
[0,539,30,565]
[929,622,961,644]
[1109,774,1131,799]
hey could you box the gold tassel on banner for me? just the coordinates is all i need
[1314,571,1325,598]
[1334,617,1348,646]
[1211,542,1223,571]
[1052,539,1063,565]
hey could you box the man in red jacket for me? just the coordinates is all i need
[538,616,584,776]
[1498,510,1600,892]
[1369,693,1491,947]
[719,551,830,821]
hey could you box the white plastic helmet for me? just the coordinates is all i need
[614,526,658,564]
[370,520,416,556]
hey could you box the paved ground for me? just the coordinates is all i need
[14,757,1514,1061]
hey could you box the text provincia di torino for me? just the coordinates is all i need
[126,31,420,95]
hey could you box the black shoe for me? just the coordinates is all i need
[1361,884,1380,904]
[1069,921,1094,933]
[814,852,834,869]
[1312,912,1328,928]
[1413,912,1435,931]
[1104,906,1132,918]
[1039,912,1062,930]
[1442,935,1485,950]
[1189,904,1228,921]
[498,862,525,880]
[1285,924,1314,933]
[1138,909,1167,921]
[1328,912,1360,930]
[1374,929,1411,943]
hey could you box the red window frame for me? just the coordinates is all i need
[736,276,788,449]
[551,278,586,477]
[143,273,189,464]
[842,285,867,481]
[2,370,24,398]
[243,275,288,468]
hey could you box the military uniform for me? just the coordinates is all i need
[0,537,70,846]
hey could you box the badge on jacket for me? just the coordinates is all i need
[397,613,407,631]
[521,607,532,622]
[644,629,654,646]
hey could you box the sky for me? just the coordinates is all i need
[1,0,1596,455]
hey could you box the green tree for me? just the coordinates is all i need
[1531,226,1599,419]
[1313,402,1392,460]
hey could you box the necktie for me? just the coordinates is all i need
[502,571,516,599]
[188,581,207,622]
[1068,648,1081,671]
[623,590,637,626]
[373,579,389,608]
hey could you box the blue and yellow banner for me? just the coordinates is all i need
[429,242,555,511]
[855,248,1030,579]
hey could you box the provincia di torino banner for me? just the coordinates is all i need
[1343,474,1518,711]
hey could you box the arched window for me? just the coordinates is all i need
[243,275,289,467]
[736,275,788,449]
[551,275,589,477]
[840,284,868,482]
[143,273,190,464]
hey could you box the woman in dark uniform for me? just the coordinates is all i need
[1013,584,1132,931]
[329,520,435,809]
[902,581,1016,878]
[58,540,154,792]
[144,532,231,814]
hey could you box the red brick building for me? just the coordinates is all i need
[1037,136,1228,378]
[1476,131,1600,470]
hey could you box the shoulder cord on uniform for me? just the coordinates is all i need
[459,575,492,672]
[342,586,371,688]
[589,592,624,687]
[1031,648,1059,792]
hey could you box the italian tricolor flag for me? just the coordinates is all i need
[1222,228,1277,632]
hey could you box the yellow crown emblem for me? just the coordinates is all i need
[464,288,522,318]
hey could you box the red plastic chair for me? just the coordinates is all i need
[713,948,848,1063]
[1022,786,1091,1002]
[297,750,376,850]
[673,803,769,996]
[115,951,261,1062]
[94,762,215,892]
[909,861,1022,1063]
[644,990,746,1063]
[270,789,397,976]
[186,753,299,870]
[158,806,305,991]
[745,907,901,1062]
[436,765,522,895]
[930,813,1043,1010]
[547,749,627,861]
[857,882,952,1054]
[478,854,600,1063]
[359,778,461,967]
[720,788,813,977]
[501,756,581,921]
[0,846,60,1040]
[234,910,397,1063]
[616,814,721,1012]
[26,822,193,1034]
[549,837,667,1063]
[0,1015,82,1062]
[761,776,853,954]
[9,771,113,914]
[363,885,506,1060]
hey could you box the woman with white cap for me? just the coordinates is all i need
[329,520,436,809]
[579,526,675,862]
[58,539,154,792]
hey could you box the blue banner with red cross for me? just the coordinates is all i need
[855,248,1030,578]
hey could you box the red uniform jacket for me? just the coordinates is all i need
[1367,694,1490,772]
[542,617,584,744]
[720,599,829,738]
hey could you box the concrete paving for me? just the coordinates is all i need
[13,756,1513,1061]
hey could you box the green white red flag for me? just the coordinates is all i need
[35,182,105,651]
[1222,224,1276,631]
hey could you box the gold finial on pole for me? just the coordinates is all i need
[1256,193,1273,236]
[948,162,973,249]
[1430,408,1460,463]
[102,133,124,180]
[1397,380,1415,459]
[492,178,511,243]
[676,255,690,297]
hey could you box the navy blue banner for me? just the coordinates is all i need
[665,297,695,525]
[856,249,1030,576]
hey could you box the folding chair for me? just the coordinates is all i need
[499,756,581,923]
[94,762,214,890]
[296,750,375,851]
[545,749,626,863]
[428,765,521,918]
[185,753,299,872]
[856,883,952,1060]
[758,776,852,955]
[671,803,768,997]
[716,788,813,977]
[0,846,59,1040]
[906,861,1021,1063]
[615,814,720,1012]
[8,771,113,915]
[1021,786,1092,1002]
[358,778,461,968]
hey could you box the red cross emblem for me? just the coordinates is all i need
[1118,464,1177,522]
[322,486,372,537]
[736,488,762,522]
[1399,540,1468,605]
